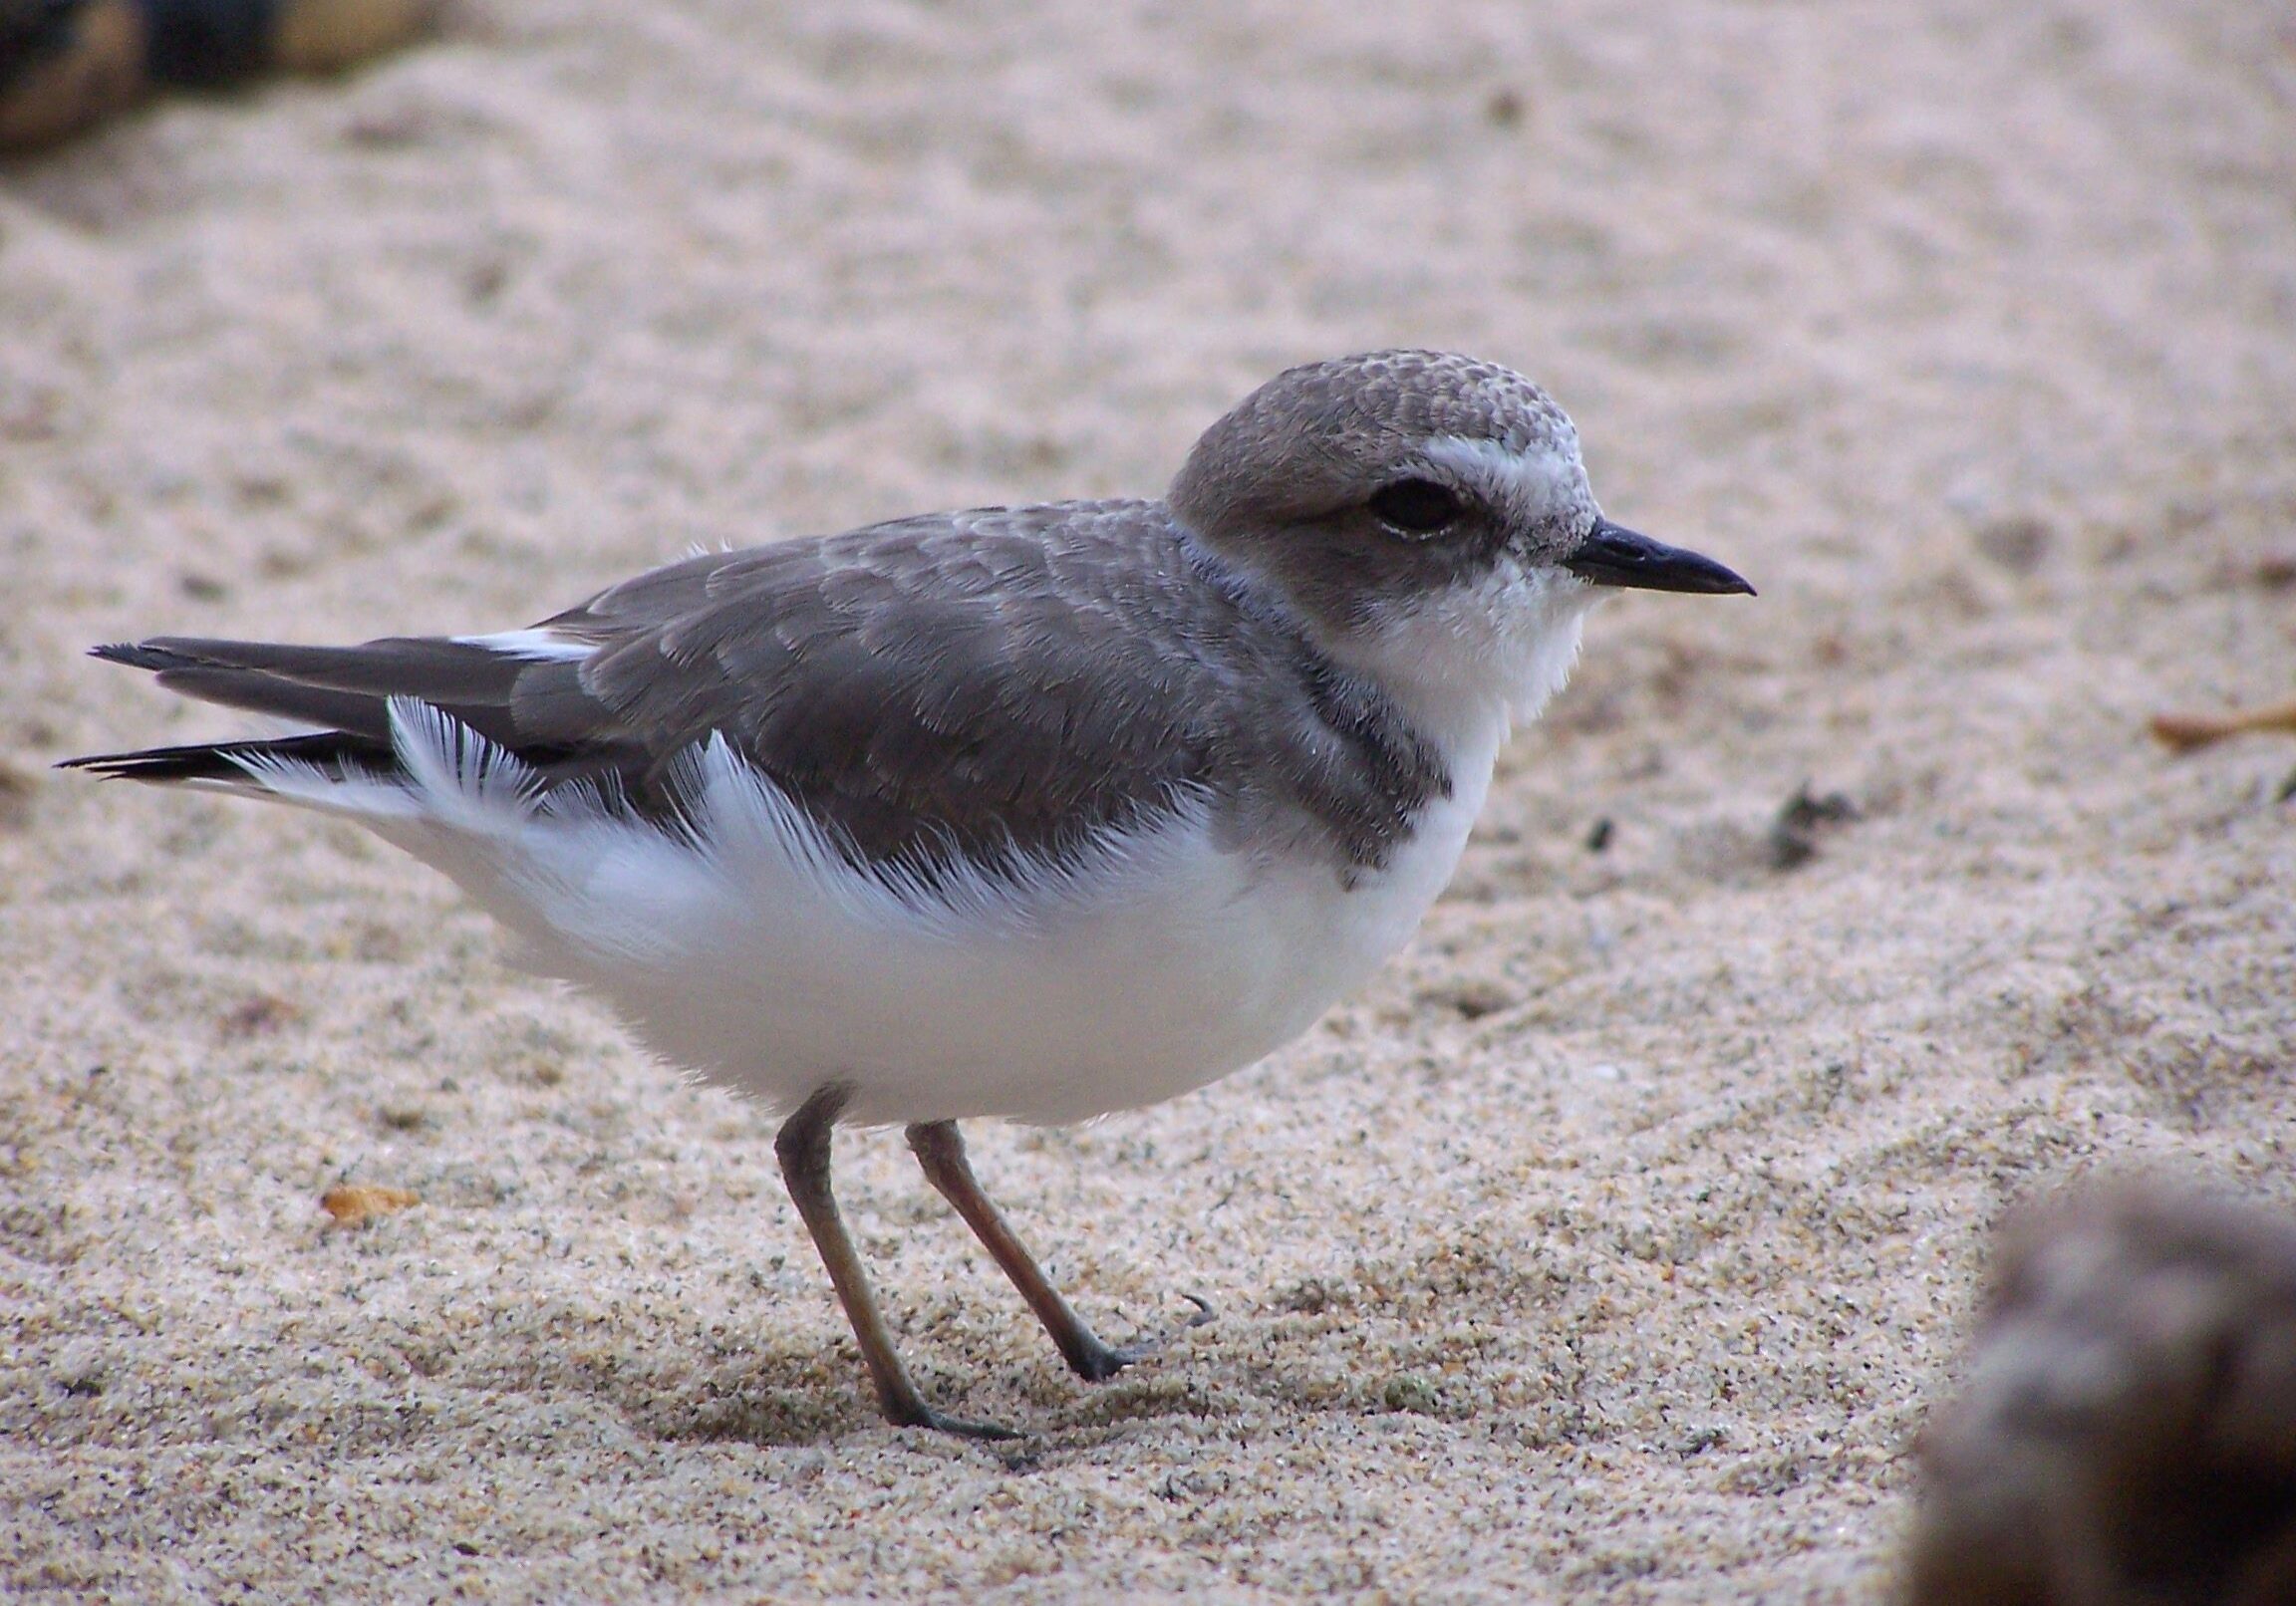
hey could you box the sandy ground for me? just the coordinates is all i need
[3,1,2293,1600]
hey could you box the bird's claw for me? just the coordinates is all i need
[1067,1290,1216,1382]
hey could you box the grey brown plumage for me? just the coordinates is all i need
[70,498,1454,885]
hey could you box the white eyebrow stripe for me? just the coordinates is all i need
[454,629,597,663]
[1417,432,1589,526]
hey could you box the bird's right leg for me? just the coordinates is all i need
[773,1085,1018,1440]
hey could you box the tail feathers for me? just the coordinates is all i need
[59,730,403,789]
[83,633,592,751]
[127,666,400,741]
[94,635,534,698]
[71,635,666,819]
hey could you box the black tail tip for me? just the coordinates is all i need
[55,749,188,781]
[55,743,250,785]
[90,641,176,670]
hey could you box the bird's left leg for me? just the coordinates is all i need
[905,1120,1211,1383]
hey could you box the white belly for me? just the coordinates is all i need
[359,725,1497,1125]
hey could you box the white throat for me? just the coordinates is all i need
[1324,560,1596,756]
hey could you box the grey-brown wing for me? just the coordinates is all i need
[525,502,1261,871]
[76,500,1449,879]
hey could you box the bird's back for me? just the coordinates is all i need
[76,500,1454,890]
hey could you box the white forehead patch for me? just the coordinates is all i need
[1416,430,1593,533]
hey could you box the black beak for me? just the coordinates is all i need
[1566,518,1755,596]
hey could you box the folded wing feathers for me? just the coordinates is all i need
[87,632,602,748]
[70,633,611,794]
[102,633,545,702]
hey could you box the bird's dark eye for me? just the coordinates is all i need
[1367,478,1464,536]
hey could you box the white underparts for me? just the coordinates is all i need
[223,699,1501,1124]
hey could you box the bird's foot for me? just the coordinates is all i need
[885,1397,1025,1441]
[1064,1291,1215,1383]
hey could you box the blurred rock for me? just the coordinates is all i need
[0,0,441,151]
[1973,514,2055,576]
[1908,1176,2296,1606]
[1769,783,1858,871]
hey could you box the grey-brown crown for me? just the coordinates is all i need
[1166,350,1597,628]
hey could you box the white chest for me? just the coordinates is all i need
[388,721,1502,1126]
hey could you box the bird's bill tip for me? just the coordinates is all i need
[1566,519,1755,597]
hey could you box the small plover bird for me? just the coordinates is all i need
[68,351,1752,1436]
